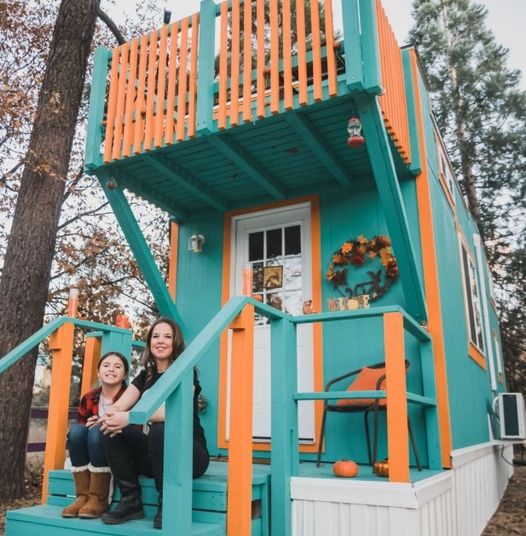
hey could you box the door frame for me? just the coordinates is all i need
[217,195,323,453]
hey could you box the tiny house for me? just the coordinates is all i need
[4,0,521,534]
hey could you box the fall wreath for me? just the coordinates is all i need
[326,235,399,301]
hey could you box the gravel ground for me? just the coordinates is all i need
[1,460,525,535]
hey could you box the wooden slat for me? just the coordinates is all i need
[296,0,308,106]
[165,22,179,144]
[144,30,158,151]
[133,33,149,154]
[176,17,189,142]
[230,0,241,126]
[270,0,280,114]
[154,24,168,148]
[324,0,337,97]
[256,0,266,118]
[282,0,293,110]
[103,46,120,163]
[218,1,229,129]
[242,0,253,122]
[310,0,322,101]
[111,43,129,161]
[188,14,199,138]
[122,39,138,157]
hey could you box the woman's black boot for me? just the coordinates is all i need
[150,454,163,529]
[100,446,144,525]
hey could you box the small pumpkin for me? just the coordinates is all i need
[332,459,359,478]
[373,459,389,477]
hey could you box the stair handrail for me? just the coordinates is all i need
[0,316,131,375]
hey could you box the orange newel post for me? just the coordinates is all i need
[42,321,75,501]
[226,305,254,536]
[384,312,410,483]
[80,335,101,398]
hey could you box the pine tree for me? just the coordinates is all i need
[410,0,526,394]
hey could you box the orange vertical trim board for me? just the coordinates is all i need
[165,22,179,144]
[42,322,75,501]
[144,30,158,151]
[176,18,189,142]
[133,33,149,154]
[154,24,168,148]
[188,14,200,138]
[218,2,229,129]
[168,221,179,301]
[123,38,138,157]
[282,0,293,110]
[384,312,410,483]
[309,0,322,101]
[324,0,337,97]
[256,0,266,118]
[410,48,452,468]
[230,0,241,126]
[226,305,255,536]
[242,0,253,122]
[296,0,308,106]
[269,0,280,114]
[81,336,101,398]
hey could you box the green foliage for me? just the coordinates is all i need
[410,0,526,395]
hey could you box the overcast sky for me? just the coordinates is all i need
[109,0,525,89]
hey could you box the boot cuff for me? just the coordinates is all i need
[88,464,112,473]
[71,464,89,473]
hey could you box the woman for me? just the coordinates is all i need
[100,317,209,529]
[62,351,128,518]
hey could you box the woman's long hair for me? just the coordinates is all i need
[141,317,185,380]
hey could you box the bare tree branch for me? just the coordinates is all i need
[97,8,126,45]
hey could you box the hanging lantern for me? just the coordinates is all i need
[347,116,364,148]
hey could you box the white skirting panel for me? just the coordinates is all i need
[291,442,513,536]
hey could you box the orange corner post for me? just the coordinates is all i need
[226,305,254,536]
[42,322,75,501]
[384,312,410,483]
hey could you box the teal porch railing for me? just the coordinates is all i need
[1,297,440,535]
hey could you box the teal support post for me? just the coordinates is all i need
[342,0,364,90]
[420,339,442,469]
[98,177,184,328]
[354,92,427,322]
[358,0,382,94]
[196,0,217,134]
[163,373,194,535]
[270,317,299,536]
[85,47,111,172]
[402,48,422,176]
[99,329,133,362]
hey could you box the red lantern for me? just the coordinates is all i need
[347,116,364,148]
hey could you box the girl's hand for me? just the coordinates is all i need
[86,415,101,429]
[100,411,129,437]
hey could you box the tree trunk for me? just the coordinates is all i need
[0,0,99,500]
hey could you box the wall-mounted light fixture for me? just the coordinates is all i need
[188,234,205,253]
[347,116,364,148]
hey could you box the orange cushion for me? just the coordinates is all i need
[336,367,387,407]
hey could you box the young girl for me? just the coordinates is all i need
[62,351,128,518]
[100,317,209,529]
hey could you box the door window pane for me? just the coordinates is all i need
[285,225,301,255]
[266,228,282,259]
[249,232,264,261]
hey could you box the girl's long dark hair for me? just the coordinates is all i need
[141,317,185,380]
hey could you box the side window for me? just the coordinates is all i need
[493,332,504,384]
[460,238,485,353]
[438,147,456,204]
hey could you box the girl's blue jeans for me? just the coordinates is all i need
[67,423,108,468]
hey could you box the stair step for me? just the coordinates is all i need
[6,505,224,535]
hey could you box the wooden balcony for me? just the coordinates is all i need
[85,0,413,219]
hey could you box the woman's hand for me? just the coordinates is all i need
[100,411,129,437]
[85,415,101,429]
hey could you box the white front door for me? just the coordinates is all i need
[229,203,314,442]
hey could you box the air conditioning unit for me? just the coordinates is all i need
[494,393,526,441]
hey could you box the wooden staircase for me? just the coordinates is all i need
[6,461,271,536]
